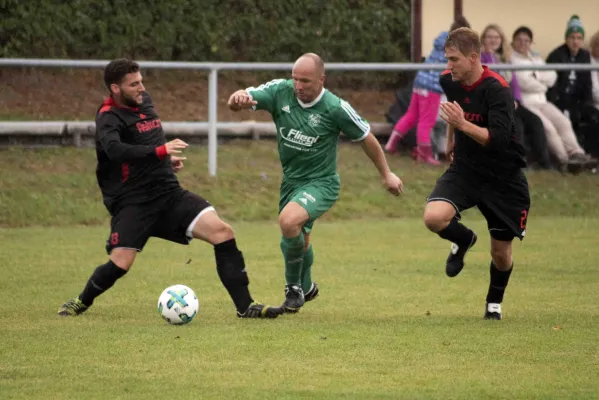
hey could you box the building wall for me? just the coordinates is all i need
[422,0,599,59]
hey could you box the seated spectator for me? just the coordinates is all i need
[384,16,470,165]
[590,30,599,111]
[480,24,551,170]
[546,15,599,141]
[510,26,593,172]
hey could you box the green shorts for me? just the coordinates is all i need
[278,175,341,233]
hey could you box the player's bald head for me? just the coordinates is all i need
[294,53,325,76]
[291,53,326,103]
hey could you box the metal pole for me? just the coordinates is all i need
[454,0,463,20]
[411,0,422,62]
[0,58,598,71]
[208,69,218,176]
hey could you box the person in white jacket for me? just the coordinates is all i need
[510,26,590,170]
[590,30,599,111]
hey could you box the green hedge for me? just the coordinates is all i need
[1,0,411,62]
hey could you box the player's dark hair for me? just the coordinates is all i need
[512,26,533,42]
[104,58,140,91]
[450,16,470,32]
[445,27,481,57]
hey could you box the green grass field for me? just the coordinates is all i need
[1,141,599,228]
[1,219,598,399]
[0,143,598,399]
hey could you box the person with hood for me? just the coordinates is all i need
[385,16,470,165]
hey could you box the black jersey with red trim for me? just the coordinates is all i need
[440,66,526,178]
[95,92,179,214]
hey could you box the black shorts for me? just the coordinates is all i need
[427,167,530,241]
[105,189,213,254]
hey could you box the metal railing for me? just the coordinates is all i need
[2,58,598,176]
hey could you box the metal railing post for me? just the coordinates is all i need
[1,58,599,176]
[208,68,218,177]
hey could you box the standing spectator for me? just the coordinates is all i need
[510,26,591,171]
[589,30,599,111]
[546,15,599,138]
[480,24,551,170]
[384,16,470,165]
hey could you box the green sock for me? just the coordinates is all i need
[280,234,305,285]
[301,244,314,292]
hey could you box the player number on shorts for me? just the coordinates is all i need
[520,210,528,230]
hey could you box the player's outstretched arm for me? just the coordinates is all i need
[97,113,188,162]
[101,131,188,163]
[227,90,257,112]
[360,133,404,196]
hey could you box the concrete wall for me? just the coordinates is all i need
[422,0,599,59]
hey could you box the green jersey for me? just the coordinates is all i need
[246,79,370,182]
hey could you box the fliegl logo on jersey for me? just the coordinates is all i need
[279,127,319,147]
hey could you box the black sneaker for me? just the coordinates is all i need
[484,303,502,320]
[446,232,477,277]
[304,282,319,302]
[281,284,305,313]
[57,297,89,316]
[237,302,284,319]
[567,154,587,174]
[567,161,585,174]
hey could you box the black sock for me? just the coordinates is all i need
[79,260,127,306]
[486,261,513,304]
[437,218,474,246]
[214,238,253,313]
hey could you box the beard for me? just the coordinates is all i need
[120,92,142,107]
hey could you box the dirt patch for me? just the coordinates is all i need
[0,69,396,122]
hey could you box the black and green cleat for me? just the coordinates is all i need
[304,282,319,302]
[281,284,305,313]
[237,302,284,319]
[57,297,89,317]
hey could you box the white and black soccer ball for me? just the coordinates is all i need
[157,284,199,325]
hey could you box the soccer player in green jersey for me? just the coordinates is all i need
[228,53,404,313]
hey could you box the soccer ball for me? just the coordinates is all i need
[157,284,199,325]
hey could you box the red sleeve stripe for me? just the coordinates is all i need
[99,105,111,114]
[98,97,114,114]
[487,70,510,88]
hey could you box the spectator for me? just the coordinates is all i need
[480,24,551,170]
[510,26,591,171]
[589,30,599,111]
[546,15,599,137]
[384,16,470,165]
[480,24,511,74]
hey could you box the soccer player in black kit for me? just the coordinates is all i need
[57,58,283,319]
[423,28,530,320]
